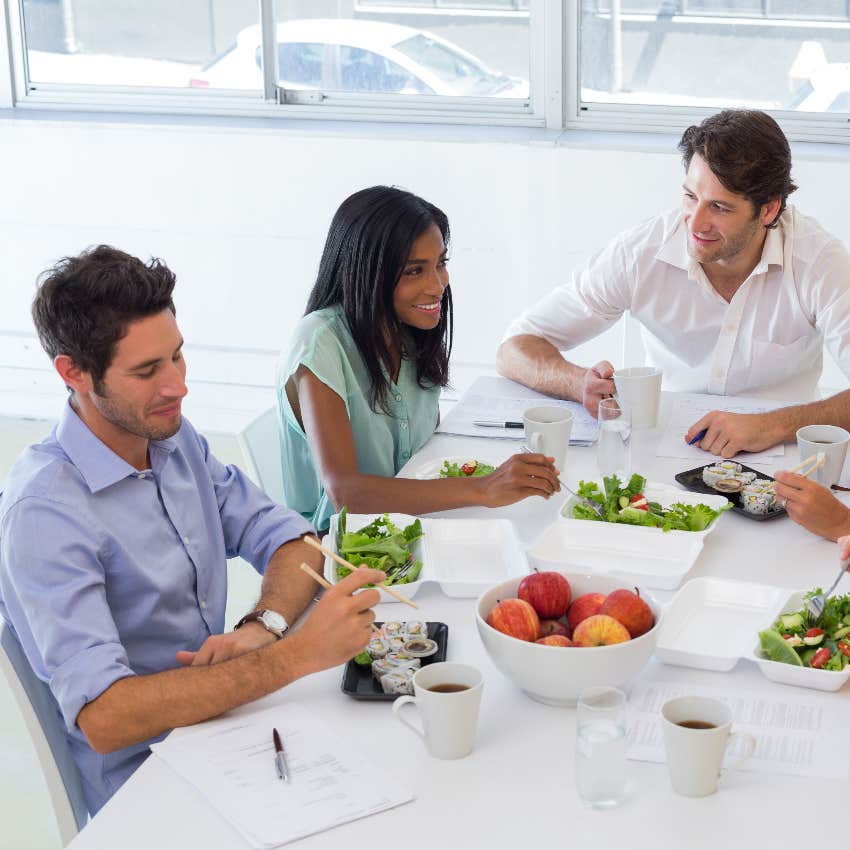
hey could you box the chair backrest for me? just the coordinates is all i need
[0,622,88,845]
[237,406,285,505]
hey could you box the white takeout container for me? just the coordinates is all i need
[323,512,528,601]
[657,577,850,692]
[526,482,730,590]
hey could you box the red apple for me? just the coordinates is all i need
[538,618,570,639]
[599,588,654,638]
[486,598,540,643]
[518,570,572,619]
[535,635,573,647]
[567,593,606,632]
[572,614,631,647]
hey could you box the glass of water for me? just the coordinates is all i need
[575,686,628,809]
[597,397,631,480]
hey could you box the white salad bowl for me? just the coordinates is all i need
[475,572,663,706]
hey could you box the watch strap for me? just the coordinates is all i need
[234,609,287,638]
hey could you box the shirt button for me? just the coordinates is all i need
[395,394,402,402]
[400,422,408,430]
[402,451,410,459]
[201,600,207,609]
[136,473,145,480]
[182,536,190,545]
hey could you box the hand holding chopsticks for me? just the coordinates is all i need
[299,562,383,635]
[303,535,419,609]
[767,452,825,492]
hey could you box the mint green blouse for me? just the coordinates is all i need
[276,305,440,531]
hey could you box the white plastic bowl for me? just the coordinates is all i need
[475,573,663,706]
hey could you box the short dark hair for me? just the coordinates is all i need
[306,186,452,414]
[678,110,797,228]
[32,245,177,390]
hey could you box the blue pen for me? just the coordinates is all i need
[688,428,707,446]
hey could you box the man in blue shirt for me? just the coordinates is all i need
[0,245,385,815]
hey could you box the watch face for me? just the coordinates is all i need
[261,610,288,632]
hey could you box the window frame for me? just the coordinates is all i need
[564,2,850,143]
[2,0,546,127]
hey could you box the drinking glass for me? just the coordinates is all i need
[597,397,632,480]
[575,686,628,809]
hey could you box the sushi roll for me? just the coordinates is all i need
[404,620,428,638]
[385,652,421,670]
[717,461,743,473]
[702,465,728,487]
[371,658,397,679]
[383,621,404,638]
[387,636,407,652]
[742,490,776,515]
[380,669,416,695]
[367,637,388,659]
[403,637,439,658]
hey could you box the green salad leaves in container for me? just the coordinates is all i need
[758,590,850,671]
[439,459,496,478]
[335,508,424,587]
[571,473,730,532]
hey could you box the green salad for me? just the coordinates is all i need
[336,508,424,586]
[439,459,496,478]
[758,590,850,671]
[571,473,731,532]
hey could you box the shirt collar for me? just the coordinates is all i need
[56,401,177,494]
[655,213,785,278]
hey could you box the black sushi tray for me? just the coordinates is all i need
[341,621,448,701]
[675,463,786,521]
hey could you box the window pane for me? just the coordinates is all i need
[22,0,261,92]
[580,2,850,114]
[271,2,530,98]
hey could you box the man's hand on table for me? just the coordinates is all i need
[684,410,784,458]
[176,623,277,667]
[581,360,616,418]
[774,471,850,541]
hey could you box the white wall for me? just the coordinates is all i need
[1,115,848,426]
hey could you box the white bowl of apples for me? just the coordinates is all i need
[475,571,663,706]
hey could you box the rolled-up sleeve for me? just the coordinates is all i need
[0,497,135,732]
[197,435,314,573]
[502,234,633,350]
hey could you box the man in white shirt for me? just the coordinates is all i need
[497,109,850,459]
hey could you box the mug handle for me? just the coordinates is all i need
[529,432,543,453]
[722,731,756,775]
[392,695,425,740]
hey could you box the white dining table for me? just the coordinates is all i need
[67,393,850,850]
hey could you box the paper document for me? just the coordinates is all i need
[152,703,413,848]
[656,394,787,463]
[437,376,597,444]
[627,678,850,779]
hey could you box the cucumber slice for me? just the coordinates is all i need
[618,496,629,509]
[778,612,805,632]
[759,629,804,666]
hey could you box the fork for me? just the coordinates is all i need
[520,446,606,519]
[805,556,850,625]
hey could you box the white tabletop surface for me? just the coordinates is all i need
[68,394,850,850]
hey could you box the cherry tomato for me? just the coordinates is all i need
[461,461,478,476]
[805,627,824,638]
[629,493,649,511]
[810,647,831,669]
[838,641,850,658]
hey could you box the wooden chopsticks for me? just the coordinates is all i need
[767,452,826,491]
[303,535,419,610]
[298,562,383,635]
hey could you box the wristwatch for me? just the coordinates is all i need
[234,609,289,639]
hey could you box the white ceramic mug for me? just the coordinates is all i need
[392,662,483,760]
[613,367,663,429]
[523,406,574,472]
[661,696,755,797]
[796,424,850,489]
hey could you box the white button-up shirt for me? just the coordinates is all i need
[504,206,850,401]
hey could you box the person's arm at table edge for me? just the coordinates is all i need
[77,567,384,754]
[496,335,616,417]
[295,366,560,513]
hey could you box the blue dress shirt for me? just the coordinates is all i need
[0,403,313,814]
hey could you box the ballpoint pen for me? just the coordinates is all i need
[473,420,524,429]
[688,428,708,445]
[273,727,289,783]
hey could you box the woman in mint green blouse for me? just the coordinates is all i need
[276,186,559,530]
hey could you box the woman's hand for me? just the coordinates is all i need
[773,471,850,541]
[475,452,561,508]
[838,535,850,563]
